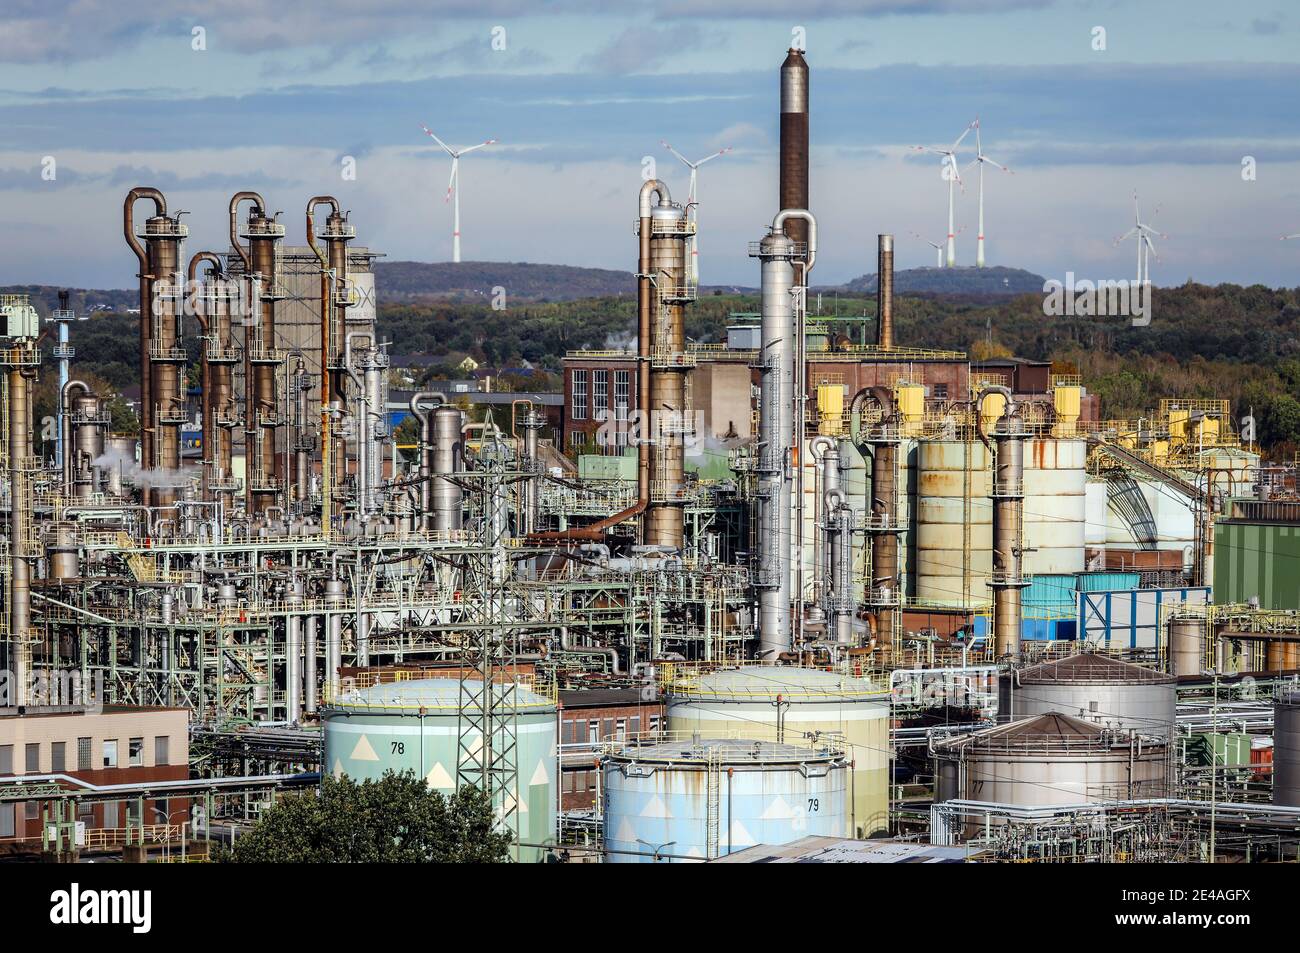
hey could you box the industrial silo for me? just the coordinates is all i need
[602,736,848,862]
[915,440,992,607]
[664,666,890,836]
[933,711,1169,829]
[1022,438,1087,576]
[322,677,558,861]
[1273,693,1300,807]
[1007,653,1175,739]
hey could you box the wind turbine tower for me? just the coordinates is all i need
[661,140,732,285]
[965,120,1013,268]
[420,124,497,263]
[915,122,974,267]
[1114,192,1165,285]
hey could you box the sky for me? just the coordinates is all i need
[0,0,1298,289]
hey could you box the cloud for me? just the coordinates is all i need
[579,24,715,74]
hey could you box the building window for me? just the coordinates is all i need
[933,383,949,399]
[0,745,12,775]
[614,370,630,421]
[571,370,588,421]
[615,718,626,741]
[25,800,39,820]
[648,714,661,732]
[25,744,39,773]
[102,740,118,769]
[51,743,66,773]
[593,369,608,417]
[128,738,144,768]
[103,802,119,828]
[77,737,92,771]
[0,803,13,838]
[588,720,600,744]
[155,736,170,767]
[568,430,587,450]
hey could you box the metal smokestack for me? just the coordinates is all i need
[780,48,809,248]
[877,234,894,349]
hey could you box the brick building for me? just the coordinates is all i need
[557,688,663,812]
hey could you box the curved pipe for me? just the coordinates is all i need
[124,188,167,487]
[772,208,816,275]
[60,379,93,494]
[974,384,1017,451]
[228,191,265,273]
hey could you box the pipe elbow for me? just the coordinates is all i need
[639,179,671,218]
[772,208,817,271]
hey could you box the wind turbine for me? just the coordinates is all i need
[1282,231,1300,241]
[914,121,975,267]
[910,227,965,269]
[1114,192,1165,285]
[964,119,1013,268]
[419,124,497,264]
[661,140,732,284]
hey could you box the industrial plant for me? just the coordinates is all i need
[2,44,1300,870]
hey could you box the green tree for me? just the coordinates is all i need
[225,771,512,863]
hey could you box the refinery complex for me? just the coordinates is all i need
[2,43,1300,873]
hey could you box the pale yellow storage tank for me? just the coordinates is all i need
[816,383,844,435]
[664,666,891,837]
[1053,385,1081,436]
[896,383,925,433]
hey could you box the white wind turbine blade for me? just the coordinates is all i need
[695,147,732,167]
[951,121,975,151]
[1113,226,1139,246]
[445,159,457,203]
[661,140,693,168]
[980,153,1012,173]
[458,139,497,156]
[1282,233,1300,240]
[420,124,456,157]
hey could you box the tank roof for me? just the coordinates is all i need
[605,735,843,767]
[323,677,554,713]
[936,711,1163,755]
[666,665,886,702]
[1018,653,1174,686]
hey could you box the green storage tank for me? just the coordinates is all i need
[322,677,558,862]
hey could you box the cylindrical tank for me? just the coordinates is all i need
[1273,693,1300,807]
[602,735,846,862]
[915,440,991,607]
[432,405,463,532]
[1022,438,1087,575]
[1008,653,1175,739]
[934,711,1168,834]
[665,666,889,836]
[1169,615,1205,678]
[322,677,558,862]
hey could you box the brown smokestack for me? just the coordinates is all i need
[877,234,894,348]
[780,48,809,247]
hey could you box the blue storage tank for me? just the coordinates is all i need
[602,736,848,862]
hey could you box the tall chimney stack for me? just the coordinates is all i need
[780,48,809,247]
[877,234,894,348]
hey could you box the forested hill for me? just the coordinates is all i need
[374,261,636,302]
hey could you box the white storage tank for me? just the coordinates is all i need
[1008,653,1176,740]
[1022,438,1087,576]
[602,735,848,862]
[664,666,890,836]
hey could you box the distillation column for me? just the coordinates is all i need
[988,392,1028,659]
[780,48,810,249]
[644,193,693,549]
[864,406,903,651]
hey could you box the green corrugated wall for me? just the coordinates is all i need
[1213,521,1300,610]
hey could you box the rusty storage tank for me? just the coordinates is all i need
[1274,693,1300,807]
[933,711,1168,828]
[664,665,889,836]
[602,735,847,862]
[1006,653,1176,740]
[915,440,991,607]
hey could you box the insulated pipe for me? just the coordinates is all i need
[188,251,224,501]
[432,405,464,532]
[980,385,1026,660]
[408,392,448,531]
[60,379,92,495]
[877,234,894,349]
[124,187,166,501]
[7,367,34,705]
